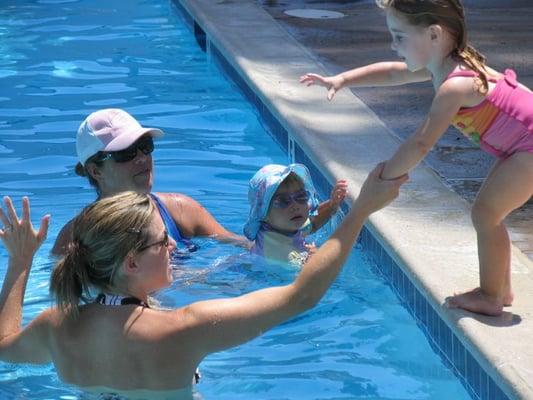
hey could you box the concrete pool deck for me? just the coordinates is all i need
[176,1,532,399]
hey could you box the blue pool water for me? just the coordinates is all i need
[0,0,471,399]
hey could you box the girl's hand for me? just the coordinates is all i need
[329,180,348,210]
[299,73,344,101]
[0,196,49,263]
[355,163,408,215]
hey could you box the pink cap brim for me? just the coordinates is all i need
[103,127,164,152]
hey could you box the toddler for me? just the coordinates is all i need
[244,164,347,266]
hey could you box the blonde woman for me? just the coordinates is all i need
[0,164,406,398]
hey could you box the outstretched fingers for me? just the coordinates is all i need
[327,87,337,101]
[21,196,31,224]
[0,196,50,256]
[0,209,10,236]
[37,214,50,244]
[3,196,19,228]
[299,73,321,86]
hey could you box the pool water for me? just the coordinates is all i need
[0,0,470,399]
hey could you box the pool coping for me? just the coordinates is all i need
[173,1,533,399]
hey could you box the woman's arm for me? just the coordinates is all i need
[300,62,431,100]
[0,196,51,364]
[310,179,348,233]
[180,164,407,357]
[381,79,466,180]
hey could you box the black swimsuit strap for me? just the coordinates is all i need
[95,293,150,308]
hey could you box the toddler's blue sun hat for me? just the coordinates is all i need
[244,163,320,241]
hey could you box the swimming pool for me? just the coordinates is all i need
[0,0,471,399]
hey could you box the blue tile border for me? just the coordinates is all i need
[361,230,509,400]
[173,2,510,399]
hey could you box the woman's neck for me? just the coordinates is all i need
[106,284,149,304]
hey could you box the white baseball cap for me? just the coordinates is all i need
[76,109,164,166]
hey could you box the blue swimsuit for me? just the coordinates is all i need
[149,193,197,255]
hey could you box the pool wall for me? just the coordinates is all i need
[173,1,533,399]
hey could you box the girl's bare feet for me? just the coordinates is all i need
[446,288,504,316]
[469,287,513,307]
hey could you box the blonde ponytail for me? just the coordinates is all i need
[50,241,91,315]
[49,192,155,316]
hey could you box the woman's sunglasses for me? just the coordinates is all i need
[97,136,154,163]
[271,190,310,209]
[138,230,169,252]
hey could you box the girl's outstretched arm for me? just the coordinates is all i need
[0,196,52,364]
[381,79,467,180]
[300,62,431,100]
[310,179,348,233]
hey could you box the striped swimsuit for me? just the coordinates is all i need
[448,69,533,159]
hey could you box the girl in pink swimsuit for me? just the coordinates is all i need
[301,0,533,316]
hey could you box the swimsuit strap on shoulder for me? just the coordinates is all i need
[95,293,150,308]
[149,193,184,241]
[149,192,198,255]
[502,68,518,88]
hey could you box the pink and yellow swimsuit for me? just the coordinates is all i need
[448,69,533,158]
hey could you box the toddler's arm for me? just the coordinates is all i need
[381,80,466,179]
[310,180,348,233]
[300,62,431,100]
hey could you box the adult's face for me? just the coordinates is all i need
[87,135,155,197]
[131,212,177,293]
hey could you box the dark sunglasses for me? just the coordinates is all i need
[271,189,310,209]
[138,230,170,252]
[97,136,154,163]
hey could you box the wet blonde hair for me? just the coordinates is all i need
[50,192,155,315]
[377,0,490,93]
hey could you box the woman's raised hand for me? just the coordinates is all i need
[0,197,49,262]
[299,73,344,101]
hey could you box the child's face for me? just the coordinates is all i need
[386,10,433,72]
[266,179,310,233]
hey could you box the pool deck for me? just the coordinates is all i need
[176,1,532,399]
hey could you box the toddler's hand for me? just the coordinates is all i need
[299,73,343,101]
[329,180,348,210]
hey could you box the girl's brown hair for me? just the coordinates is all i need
[377,0,490,93]
[50,192,155,315]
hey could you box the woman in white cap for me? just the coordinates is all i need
[52,108,246,256]
[0,164,406,398]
